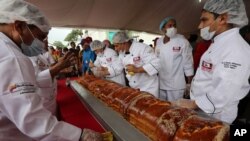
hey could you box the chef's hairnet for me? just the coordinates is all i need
[90,40,105,51]
[159,16,176,31]
[112,31,130,44]
[0,0,51,32]
[203,0,248,27]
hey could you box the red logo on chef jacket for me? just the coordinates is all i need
[133,56,141,64]
[201,61,213,72]
[173,46,181,52]
[106,57,112,62]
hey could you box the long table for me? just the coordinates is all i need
[70,80,151,141]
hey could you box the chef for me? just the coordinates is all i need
[29,38,76,115]
[89,40,126,85]
[29,38,58,115]
[174,0,250,124]
[112,31,160,97]
[0,0,101,140]
[157,17,194,101]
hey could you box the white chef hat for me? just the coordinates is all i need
[112,31,130,44]
[90,40,105,51]
[0,0,51,32]
[203,0,248,27]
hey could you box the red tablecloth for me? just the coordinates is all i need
[56,77,105,132]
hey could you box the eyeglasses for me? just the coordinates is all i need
[27,24,48,41]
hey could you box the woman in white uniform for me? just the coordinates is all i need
[0,0,101,140]
[112,31,160,97]
[157,17,194,101]
[173,0,250,124]
[89,40,126,85]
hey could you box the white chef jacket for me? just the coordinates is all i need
[94,47,125,85]
[0,32,81,141]
[30,53,57,115]
[31,52,55,72]
[157,34,194,90]
[190,28,250,123]
[122,41,160,97]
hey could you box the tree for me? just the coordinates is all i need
[53,41,66,48]
[64,29,83,42]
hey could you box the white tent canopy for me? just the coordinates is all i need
[26,0,250,35]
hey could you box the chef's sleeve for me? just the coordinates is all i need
[141,46,160,76]
[195,58,250,114]
[0,57,82,141]
[106,55,124,77]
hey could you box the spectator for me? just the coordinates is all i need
[70,41,76,49]
[48,46,57,61]
[80,36,96,74]
[54,46,63,62]
[62,47,69,55]
[103,39,112,49]
[76,45,81,52]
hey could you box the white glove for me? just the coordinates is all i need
[80,129,102,141]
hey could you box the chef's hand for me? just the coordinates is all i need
[99,67,109,77]
[126,64,145,75]
[49,52,76,78]
[89,60,94,68]
[97,66,107,72]
[80,129,102,141]
[58,52,76,69]
[126,64,136,73]
[91,67,107,78]
[96,70,107,78]
[171,99,197,110]
[84,70,91,76]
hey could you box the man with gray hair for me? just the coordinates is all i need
[174,0,250,124]
[113,31,160,97]
[0,0,102,140]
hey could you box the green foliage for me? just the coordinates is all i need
[64,29,83,42]
[53,41,66,48]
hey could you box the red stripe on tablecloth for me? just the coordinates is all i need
[56,77,105,132]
